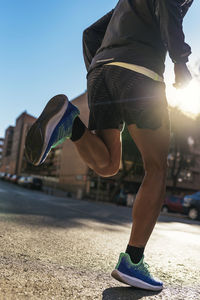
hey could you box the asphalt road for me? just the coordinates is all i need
[0,180,200,300]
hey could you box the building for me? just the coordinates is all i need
[0,126,14,173]
[8,112,37,174]
[0,93,90,195]
[0,111,57,176]
[0,138,4,168]
[0,110,69,178]
[0,113,36,174]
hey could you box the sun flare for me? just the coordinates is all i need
[166,79,200,118]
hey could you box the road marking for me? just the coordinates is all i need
[15,191,30,196]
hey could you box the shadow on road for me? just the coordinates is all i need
[0,182,133,228]
[0,181,199,228]
[157,214,200,226]
[102,286,161,300]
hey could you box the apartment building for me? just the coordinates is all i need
[0,138,4,168]
[0,126,14,173]
[9,112,36,174]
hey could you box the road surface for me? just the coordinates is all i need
[0,180,200,299]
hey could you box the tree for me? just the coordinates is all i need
[168,107,196,190]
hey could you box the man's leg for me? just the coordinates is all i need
[127,120,170,249]
[111,119,170,291]
[73,128,122,177]
[25,93,121,175]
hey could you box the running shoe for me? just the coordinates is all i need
[25,94,80,166]
[111,253,163,291]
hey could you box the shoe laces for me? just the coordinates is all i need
[144,261,150,270]
[142,261,151,276]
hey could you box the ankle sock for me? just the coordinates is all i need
[126,245,145,264]
[70,117,86,142]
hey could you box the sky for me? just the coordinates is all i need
[0,0,199,137]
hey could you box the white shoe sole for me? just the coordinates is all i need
[111,269,163,291]
[38,98,68,165]
[25,94,68,166]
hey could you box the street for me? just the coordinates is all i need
[0,180,200,300]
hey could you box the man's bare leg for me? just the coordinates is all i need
[73,128,122,177]
[127,120,170,248]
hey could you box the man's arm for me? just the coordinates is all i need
[181,0,193,18]
[156,0,193,87]
[82,10,114,71]
[156,0,192,64]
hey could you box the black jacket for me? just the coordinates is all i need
[83,0,193,76]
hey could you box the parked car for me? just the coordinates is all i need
[162,195,185,214]
[26,176,43,190]
[10,174,21,184]
[8,174,14,182]
[18,176,43,190]
[183,192,200,220]
[4,173,13,181]
[0,172,6,179]
[18,176,28,187]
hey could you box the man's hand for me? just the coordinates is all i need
[173,63,192,89]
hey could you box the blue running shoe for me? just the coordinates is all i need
[111,253,163,291]
[25,94,80,166]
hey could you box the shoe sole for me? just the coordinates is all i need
[111,269,163,291]
[25,94,68,166]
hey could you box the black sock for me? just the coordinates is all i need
[126,245,145,264]
[70,117,86,142]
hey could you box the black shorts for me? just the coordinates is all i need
[87,65,170,131]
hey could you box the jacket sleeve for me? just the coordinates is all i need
[82,10,114,71]
[181,0,193,18]
[156,0,192,64]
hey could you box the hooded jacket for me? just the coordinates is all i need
[83,0,193,77]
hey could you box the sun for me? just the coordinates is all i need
[166,79,200,118]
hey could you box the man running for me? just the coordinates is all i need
[25,0,193,291]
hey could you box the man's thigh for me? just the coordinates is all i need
[127,119,170,170]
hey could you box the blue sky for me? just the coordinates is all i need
[0,0,199,137]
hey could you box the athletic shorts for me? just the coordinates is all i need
[87,65,170,131]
